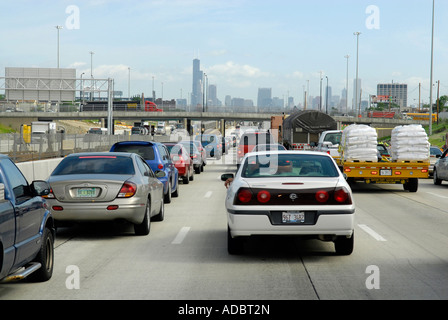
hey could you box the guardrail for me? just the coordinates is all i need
[2,132,193,163]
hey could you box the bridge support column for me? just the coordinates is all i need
[220,119,225,136]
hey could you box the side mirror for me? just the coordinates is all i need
[221,173,235,181]
[155,171,166,178]
[31,180,51,197]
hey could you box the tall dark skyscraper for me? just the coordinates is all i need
[191,59,203,108]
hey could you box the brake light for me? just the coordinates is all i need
[158,163,164,170]
[315,190,329,203]
[118,182,137,198]
[257,190,271,203]
[237,189,252,203]
[334,188,349,203]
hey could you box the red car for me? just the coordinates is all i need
[163,142,194,184]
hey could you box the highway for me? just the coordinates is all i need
[1,148,448,301]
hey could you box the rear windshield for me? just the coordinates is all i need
[113,144,155,160]
[52,156,135,175]
[242,154,339,178]
[241,133,273,146]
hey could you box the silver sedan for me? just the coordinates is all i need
[44,152,165,235]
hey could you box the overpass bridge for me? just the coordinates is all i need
[0,110,421,138]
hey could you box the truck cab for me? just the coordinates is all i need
[0,155,54,283]
[316,130,343,164]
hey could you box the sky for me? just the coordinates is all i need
[1,0,447,109]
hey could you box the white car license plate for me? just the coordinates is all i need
[77,188,97,198]
[380,169,392,176]
[282,211,305,224]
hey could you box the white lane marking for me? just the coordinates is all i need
[426,192,448,199]
[172,227,191,244]
[204,191,213,198]
[358,224,387,242]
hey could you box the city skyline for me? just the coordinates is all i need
[1,1,448,108]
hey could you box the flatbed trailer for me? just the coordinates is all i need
[342,160,429,192]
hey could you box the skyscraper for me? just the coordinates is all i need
[257,88,272,109]
[191,59,203,109]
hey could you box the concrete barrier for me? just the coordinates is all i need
[17,158,63,182]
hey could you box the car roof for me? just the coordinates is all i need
[113,141,158,146]
[245,150,331,157]
[66,152,135,158]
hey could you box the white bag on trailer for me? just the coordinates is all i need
[341,124,378,161]
[390,124,429,161]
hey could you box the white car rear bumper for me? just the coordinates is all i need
[228,211,354,237]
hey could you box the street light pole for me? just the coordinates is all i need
[55,26,63,68]
[326,76,329,114]
[319,71,323,112]
[354,32,361,117]
[345,55,350,115]
[128,67,131,100]
[429,0,435,135]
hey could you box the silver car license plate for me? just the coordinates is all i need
[77,188,97,198]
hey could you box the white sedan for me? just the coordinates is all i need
[221,151,355,255]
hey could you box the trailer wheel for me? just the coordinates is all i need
[405,178,418,193]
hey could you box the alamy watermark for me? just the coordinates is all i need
[365,5,380,30]
[66,265,81,290]
[65,5,80,30]
[365,265,380,290]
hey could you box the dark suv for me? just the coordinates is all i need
[110,141,179,203]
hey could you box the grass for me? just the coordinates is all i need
[0,124,16,134]
[424,120,448,148]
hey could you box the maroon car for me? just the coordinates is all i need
[163,142,194,184]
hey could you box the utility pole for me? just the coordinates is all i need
[437,80,440,124]
[419,83,421,112]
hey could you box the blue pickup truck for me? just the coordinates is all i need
[0,155,55,283]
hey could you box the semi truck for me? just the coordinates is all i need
[340,124,429,192]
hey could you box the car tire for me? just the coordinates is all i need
[164,182,172,204]
[28,227,54,282]
[134,201,151,236]
[189,170,194,181]
[195,166,201,174]
[153,198,165,222]
[334,232,354,255]
[183,173,190,184]
[406,178,418,193]
[434,169,442,185]
[172,182,179,197]
[227,226,244,255]
[201,163,204,172]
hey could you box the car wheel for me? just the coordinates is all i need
[134,201,151,236]
[183,173,189,184]
[201,163,204,172]
[334,232,354,255]
[172,182,179,197]
[227,226,244,255]
[195,166,201,174]
[434,169,442,185]
[153,198,165,222]
[29,227,54,282]
[189,169,194,181]
[164,182,172,203]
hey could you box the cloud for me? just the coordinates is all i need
[207,61,269,78]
